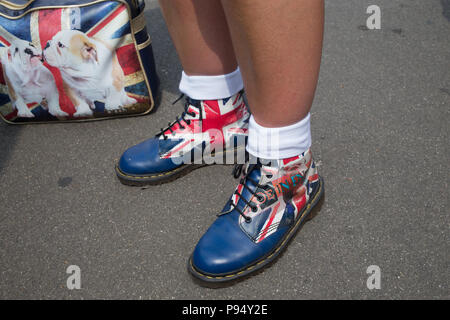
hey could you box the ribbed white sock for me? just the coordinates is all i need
[179,67,244,100]
[247,113,312,160]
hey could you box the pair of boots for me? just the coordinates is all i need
[116,91,324,282]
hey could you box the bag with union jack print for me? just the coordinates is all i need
[0,0,159,123]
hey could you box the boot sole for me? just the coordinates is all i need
[115,147,246,186]
[115,163,205,186]
[188,176,325,284]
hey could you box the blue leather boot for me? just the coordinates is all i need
[116,91,249,185]
[188,149,324,282]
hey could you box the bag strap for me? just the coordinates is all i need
[2,1,143,13]
[1,1,35,10]
[131,0,144,12]
[135,0,145,11]
[129,0,145,18]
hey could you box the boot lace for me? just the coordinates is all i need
[223,162,266,223]
[158,94,203,140]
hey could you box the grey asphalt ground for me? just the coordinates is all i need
[0,0,449,299]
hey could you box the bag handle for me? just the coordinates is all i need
[132,0,145,13]
[1,1,35,10]
[2,1,144,11]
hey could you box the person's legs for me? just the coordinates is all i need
[221,0,324,127]
[116,0,249,185]
[158,0,237,76]
[158,0,245,99]
[189,0,325,282]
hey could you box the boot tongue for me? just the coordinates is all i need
[186,96,200,107]
[234,160,282,211]
[230,163,262,213]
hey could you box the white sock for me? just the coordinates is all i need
[179,67,244,100]
[247,113,312,160]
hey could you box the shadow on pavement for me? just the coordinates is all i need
[442,0,450,21]
[0,122,20,176]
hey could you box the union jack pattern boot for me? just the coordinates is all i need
[188,149,324,282]
[116,90,249,185]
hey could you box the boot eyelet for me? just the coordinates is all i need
[245,217,252,223]
[251,206,258,212]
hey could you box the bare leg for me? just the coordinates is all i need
[158,0,238,76]
[220,0,324,127]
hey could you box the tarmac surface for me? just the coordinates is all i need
[0,0,448,299]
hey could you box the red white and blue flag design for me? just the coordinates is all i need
[159,93,249,160]
[0,1,150,122]
[236,149,320,243]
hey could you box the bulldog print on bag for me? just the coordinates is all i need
[43,30,137,117]
[1,39,66,118]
